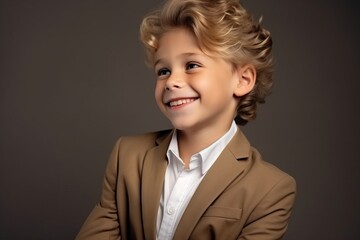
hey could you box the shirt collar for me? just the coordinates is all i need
[166,121,238,175]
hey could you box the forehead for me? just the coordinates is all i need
[155,28,202,58]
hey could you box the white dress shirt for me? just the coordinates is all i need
[156,121,238,239]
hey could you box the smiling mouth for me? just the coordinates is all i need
[166,98,199,107]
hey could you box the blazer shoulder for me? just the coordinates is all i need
[104,129,172,176]
[248,146,296,190]
[114,129,172,153]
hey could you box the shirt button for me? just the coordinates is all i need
[167,207,175,215]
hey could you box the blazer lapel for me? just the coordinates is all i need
[141,130,173,240]
[173,128,251,240]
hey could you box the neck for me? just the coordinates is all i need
[177,122,233,168]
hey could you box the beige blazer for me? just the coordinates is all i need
[76,127,296,240]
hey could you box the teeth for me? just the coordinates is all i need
[169,98,196,107]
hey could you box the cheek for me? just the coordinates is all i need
[202,76,235,101]
[194,75,227,94]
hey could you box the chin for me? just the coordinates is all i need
[166,115,203,131]
[168,120,191,131]
[169,120,203,133]
[169,123,186,130]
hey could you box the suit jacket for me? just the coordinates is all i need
[76,127,296,240]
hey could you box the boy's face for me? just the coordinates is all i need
[153,28,240,133]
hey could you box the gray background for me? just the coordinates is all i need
[1,0,359,239]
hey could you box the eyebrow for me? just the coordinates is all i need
[154,52,203,67]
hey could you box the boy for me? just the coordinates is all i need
[76,0,296,239]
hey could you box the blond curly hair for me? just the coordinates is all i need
[140,0,274,125]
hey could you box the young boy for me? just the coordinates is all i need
[76,0,296,239]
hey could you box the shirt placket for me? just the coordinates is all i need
[158,156,201,239]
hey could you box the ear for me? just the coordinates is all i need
[233,64,256,97]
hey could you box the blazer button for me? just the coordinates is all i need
[167,207,175,215]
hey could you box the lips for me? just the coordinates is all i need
[166,97,199,107]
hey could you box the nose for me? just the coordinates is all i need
[164,72,184,91]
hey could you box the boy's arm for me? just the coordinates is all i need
[238,175,296,240]
[75,139,121,240]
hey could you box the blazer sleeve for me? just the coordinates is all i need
[238,175,296,240]
[75,139,122,240]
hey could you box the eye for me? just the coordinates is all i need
[157,68,171,77]
[186,62,201,70]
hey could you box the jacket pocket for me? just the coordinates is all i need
[203,206,242,220]
[189,206,243,239]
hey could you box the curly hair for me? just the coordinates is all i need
[140,0,274,125]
